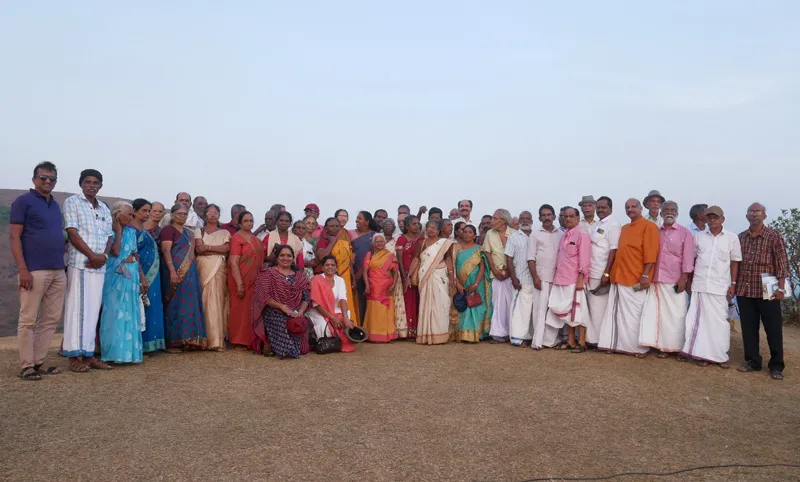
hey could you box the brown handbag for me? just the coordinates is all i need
[466,291,482,308]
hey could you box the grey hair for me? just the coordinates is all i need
[383,217,396,226]
[111,201,133,220]
[519,210,533,219]
[495,209,512,225]
[750,202,767,214]
[372,233,387,244]
[662,200,679,211]
[170,204,187,214]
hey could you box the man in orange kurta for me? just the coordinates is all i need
[598,198,659,356]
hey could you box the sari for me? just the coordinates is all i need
[385,238,408,337]
[455,245,493,342]
[134,226,165,352]
[100,226,144,363]
[352,231,376,321]
[227,233,264,348]
[362,249,398,343]
[397,234,422,338]
[417,238,454,345]
[448,243,463,340]
[253,267,311,359]
[317,234,360,326]
[197,229,231,350]
[159,226,207,348]
[264,230,305,269]
[307,274,355,352]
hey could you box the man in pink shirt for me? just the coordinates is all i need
[546,207,591,352]
[639,200,695,356]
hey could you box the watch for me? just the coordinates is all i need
[603,273,610,278]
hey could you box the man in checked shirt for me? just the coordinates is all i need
[736,202,790,380]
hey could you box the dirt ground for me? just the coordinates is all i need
[1,325,798,482]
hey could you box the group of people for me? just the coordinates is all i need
[11,162,790,381]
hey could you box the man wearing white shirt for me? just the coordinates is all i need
[451,199,477,237]
[584,196,621,346]
[680,206,741,367]
[527,204,564,349]
[578,195,598,234]
[159,192,203,237]
[687,203,708,234]
[506,211,534,346]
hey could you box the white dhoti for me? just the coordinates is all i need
[584,278,609,344]
[62,266,105,357]
[598,284,649,355]
[488,277,514,340]
[509,284,535,345]
[546,284,587,330]
[681,292,730,363]
[639,282,688,352]
[531,281,562,349]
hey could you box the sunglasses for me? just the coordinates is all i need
[36,175,57,182]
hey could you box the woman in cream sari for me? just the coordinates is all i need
[415,221,455,345]
[316,217,360,326]
[196,204,231,351]
[455,225,492,342]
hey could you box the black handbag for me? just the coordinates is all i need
[316,321,342,354]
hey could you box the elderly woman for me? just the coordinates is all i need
[293,220,317,280]
[158,204,207,352]
[99,202,145,364]
[143,201,165,238]
[253,245,311,359]
[228,211,264,350]
[455,225,493,342]
[396,215,423,339]
[304,215,320,242]
[383,219,408,338]
[264,211,304,269]
[130,199,165,353]
[483,208,516,343]
[414,221,455,345]
[196,204,230,351]
[306,255,356,353]
[316,217,360,325]
[362,234,399,342]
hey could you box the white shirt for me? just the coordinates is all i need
[451,216,477,238]
[579,217,598,235]
[504,230,532,286]
[526,226,563,283]
[692,229,742,297]
[331,275,349,315]
[589,216,622,280]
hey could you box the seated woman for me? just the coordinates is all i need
[306,255,356,353]
[253,245,311,359]
[362,234,399,343]
[455,225,492,342]
[316,217,360,326]
[100,201,144,364]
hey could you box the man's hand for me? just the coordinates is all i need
[639,275,651,290]
[18,269,33,291]
[676,274,688,294]
[727,285,735,300]
[600,275,610,287]
[576,279,584,291]
[773,289,785,301]
[533,275,542,291]
[511,276,521,291]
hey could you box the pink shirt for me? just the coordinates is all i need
[653,223,695,284]
[553,227,591,286]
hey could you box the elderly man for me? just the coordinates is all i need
[192,196,208,223]
[527,204,564,349]
[585,196,621,346]
[484,209,517,342]
[477,215,492,244]
[598,198,659,357]
[398,213,408,234]
[681,206,741,368]
[448,208,459,220]
[546,207,591,352]
[688,204,708,234]
[643,190,665,227]
[256,209,277,241]
[579,195,598,234]
[639,201,695,357]
[222,204,247,236]
[160,192,203,236]
[736,203,789,380]
[506,211,534,345]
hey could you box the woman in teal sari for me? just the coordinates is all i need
[100,202,144,364]
[454,225,493,342]
[131,198,165,353]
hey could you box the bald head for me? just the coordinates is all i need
[176,192,191,209]
[625,198,643,221]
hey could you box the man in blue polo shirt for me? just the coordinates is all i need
[10,161,67,380]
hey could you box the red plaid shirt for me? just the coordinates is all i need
[736,226,789,298]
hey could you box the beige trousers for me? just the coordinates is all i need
[18,270,66,369]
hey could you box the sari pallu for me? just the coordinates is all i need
[397,235,422,338]
[416,238,454,345]
[100,227,144,363]
[252,267,311,359]
[198,229,231,350]
[160,226,207,348]
[362,250,398,343]
[317,235,360,326]
[135,226,165,352]
[308,274,354,352]
[455,246,493,343]
[228,234,264,348]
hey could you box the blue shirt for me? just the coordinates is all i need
[10,190,66,271]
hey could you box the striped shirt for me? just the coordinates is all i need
[63,193,113,272]
[504,230,532,286]
[736,226,790,298]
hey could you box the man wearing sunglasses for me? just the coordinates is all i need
[10,162,67,380]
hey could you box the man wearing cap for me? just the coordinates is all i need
[681,205,741,368]
[688,204,708,234]
[598,198,659,357]
[305,203,324,238]
[160,192,204,236]
[643,190,665,227]
[62,169,114,372]
[527,204,564,349]
[484,209,517,343]
[639,201,695,357]
[506,211,535,346]
[585,196,621,347]
[579,195,598,234]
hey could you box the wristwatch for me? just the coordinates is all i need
[603,273,610,278]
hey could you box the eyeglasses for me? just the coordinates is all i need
[174,212,188,216]
[36,175,57,182]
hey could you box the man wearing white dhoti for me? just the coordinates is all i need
[585,196,621,346]
[681,206,741,367]
[506,212,534,346]
[484,209,517,343]
[527,205,564,349]
[546,207,591,352]
[639,201,695,357]
[62,169,114,372]
[598,199,660,357]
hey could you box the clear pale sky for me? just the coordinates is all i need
[1,1,798,231]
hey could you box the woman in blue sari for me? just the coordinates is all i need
[100,202,144,364]
[130,198,165,353]
[158,204,207,352]
[455,225,493,342]
[352,211,380,320]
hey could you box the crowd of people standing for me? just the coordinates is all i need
[10,162,791,381]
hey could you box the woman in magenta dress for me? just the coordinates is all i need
[395,215,423,339]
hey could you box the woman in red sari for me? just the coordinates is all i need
[396,215,423,339]
[227,211,264,349]
[307,255,356,353]
[362,234,399,342]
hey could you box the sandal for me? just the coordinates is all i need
[677,354,688,362]
[70,359,90,373]
[86,358,113,370]
[737,362,760,373]
[656,351,669,359]
[165,348,182,354]
[770,370,784,380]
[719,361,731,369]
[634,352,648,358]
[19,367,41,381]
[571,345,587,353]
[33,364,61,375]
[554,342,571,351]
[696,360,709,367]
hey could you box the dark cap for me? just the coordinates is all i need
[705,205,724,217]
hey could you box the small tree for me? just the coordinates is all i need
[769,208,800,325]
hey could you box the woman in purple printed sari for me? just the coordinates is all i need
[352,211,381,320]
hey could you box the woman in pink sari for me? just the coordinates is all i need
[362,234,399,342]
[306,255,356,353]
